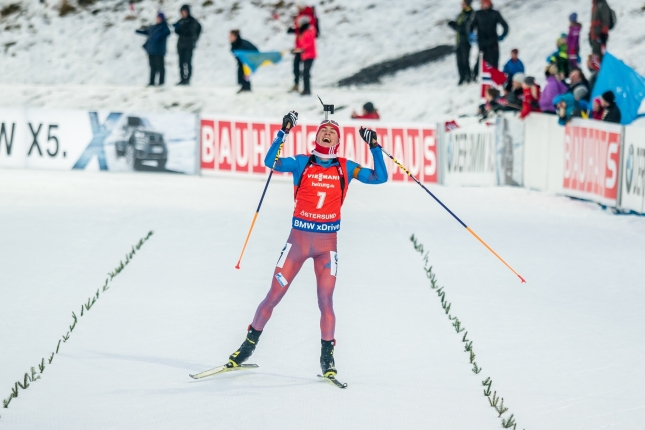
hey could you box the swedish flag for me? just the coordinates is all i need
[233,50,283,78]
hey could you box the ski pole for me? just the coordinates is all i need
[378,145,526,283]
[235,126,290,270]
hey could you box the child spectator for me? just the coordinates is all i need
[478,87,502,119]
[600,91,621,123]
[547,34,570,78]
[502,49,525,92]
[351,102,381,120]
[554,86,590,125]
[520,76,541,119]
[539,64,568,114]
[567,13,582,69]
[498,73,525,112]
[591,97,604,120]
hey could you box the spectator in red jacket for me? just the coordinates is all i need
[352,102,381,120]
[292,16,316,96]
[520,76,541,119]
[288,5,319,92]
[590,0,613,60]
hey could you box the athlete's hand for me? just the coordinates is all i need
[359,127,379,149]
[282,111,298,132]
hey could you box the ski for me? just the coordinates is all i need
[189,363,259,380]
[317,374,348,389]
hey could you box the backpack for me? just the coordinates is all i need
[608,5,617,30]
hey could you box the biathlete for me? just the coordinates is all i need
[228,111,388,380]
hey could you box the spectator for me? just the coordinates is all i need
[136,12,171,87]
[478,87,502,119]
[540,64,568,114]
[502,48,525,91]
[547,34,570,78]
[288,4,319,92]
[571,86,591,119]
[590,0,614,61]
[470,0,509,78]
[586,54,601,93]
[519,76,541,119]
[567,13,582,69]
[352,102,381,120]
[174,5,202,86]
[567,68,590,101]
[498,72,525,111]
[292,16,316,95]
[590,96,605,120]
[448,0,475,86]
[600,90,621,123]
[229,30,259,93]
[555,86,590,126]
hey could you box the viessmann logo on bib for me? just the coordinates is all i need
[307,173,340,181]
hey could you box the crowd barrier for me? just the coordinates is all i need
[1,108,643,214]
[0,108,199,174]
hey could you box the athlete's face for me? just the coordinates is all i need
[316,126,339,147]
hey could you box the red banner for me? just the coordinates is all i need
[200,117,438,183]
[563,121,622,205]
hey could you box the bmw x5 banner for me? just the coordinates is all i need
[0,108,199,175]
[620,126,645,214]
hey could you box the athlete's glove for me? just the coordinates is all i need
[359,127,378,149]
[281,111,298,132]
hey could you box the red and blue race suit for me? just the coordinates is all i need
[250,130,387,340]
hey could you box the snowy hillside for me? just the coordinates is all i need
[0,0,644,122]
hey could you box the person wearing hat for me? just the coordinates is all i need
[590,0,614,61]
[292,16,317,95]
[448,0,475,86]
[600,90,621,123]
[174,4,202,85]
[470,0,509,79]
[502,48,524,92]
[567,13,582,69]
[229,29,259,93]
[226,112,387,381]
[136,12,171,86]
[539,64,568,114]
[520,76,541,119]
[498,72,525,111]
[351,102,380,120]
[288,4,320,92]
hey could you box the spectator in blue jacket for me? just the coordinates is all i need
[136,12,171,86]
[502,48,524,91]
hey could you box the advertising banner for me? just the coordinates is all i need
[200,115,438,184]
[563,119,622,206]
[496,113,524,186]
[0,108,198,174]
[619,126,645,213]
[440,121,497,186]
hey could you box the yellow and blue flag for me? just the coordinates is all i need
[233,50,283,78]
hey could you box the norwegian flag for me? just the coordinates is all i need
[480,54,507,98]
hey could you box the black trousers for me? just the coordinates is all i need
[302,59,314,93]
[456,43,471,82]
[473,43,499,78]
[237,59,251,90]
[178,48,193,83]
[293,53,302,85]
[149,54,165,85]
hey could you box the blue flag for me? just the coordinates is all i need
[591,52,645,125]
[233,50,283,78]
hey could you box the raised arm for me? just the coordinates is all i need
[264,111,300,173]
[352,127,388,184]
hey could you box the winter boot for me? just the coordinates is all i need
[320,339,337,377]
[228,325,262,367]
[288,84,300,93]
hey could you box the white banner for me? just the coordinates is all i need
[563,119,623,207]
[200,115,439,184]
[0,108,199,174]
[495,113,524,186]
[440,122,497,186]
[619,126,645,213]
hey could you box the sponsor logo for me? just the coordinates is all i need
[292,218,341,232]
[446,131,495,173]
[276,243,292,268]
[307,173,340,181]
[299,210,337,220]
[626,144,634,193]
[275,272,289,288]
[311,181,335,188]
[330,251,338,277]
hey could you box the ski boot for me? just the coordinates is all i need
[228,325,262,368]
[320,339,337,377]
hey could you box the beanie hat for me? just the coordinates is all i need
[313,121,341,159]
[363,102,375,113]
[180,4,191,14]
[157,11,165,21]
[573,86,588,101]
[524,76,536,86]
[569,13,578,22]
[481,0,492,7]
[512,72,526,83]
[601,90,615,104]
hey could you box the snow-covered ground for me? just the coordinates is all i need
[0,0,644,121]
[1,168,645,429]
